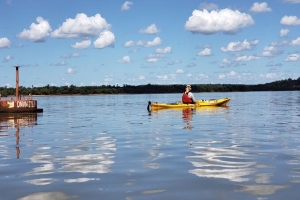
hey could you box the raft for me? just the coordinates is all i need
[148,98,230,110]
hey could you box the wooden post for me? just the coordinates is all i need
[15,66,19,100]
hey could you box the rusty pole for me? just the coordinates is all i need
[15,66,19,100]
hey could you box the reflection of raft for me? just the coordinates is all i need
[148,98,230,111]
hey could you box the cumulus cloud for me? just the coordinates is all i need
[155,47,172,54]
[250,2,272,13]
[285,53,300,61]
[197,47,212,56]
[234,55,260,62]
[138,76,145,80]
[280,15,300,26]
[17,17,51,42]
[119,56,131,63]
[146,53,165,63]
[280,28,290,37]
[199,2,218,10]
[156,75,168,80]
[125,37,162,48]
[176,69,184,74]
[220,58,232,68]
[218,71,239,79]
[50,61,68,66]
[67,67,76,74]
[259,72,280,79]
[3,55,13,62]
[167,60,182,65]
[94,30,115,48]
[124,40,135,47]
[261,45,283,57]
[139,24,160,34]
[290,37,300,45]
[0,37,11,48]
[221,39,259,52]
[121,1,133,11]
[145,37,162,47]
[51,13,111,38]
[71,40,91,49]
[185,9,254,34]
[62,53,80,59]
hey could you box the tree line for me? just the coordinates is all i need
[0,77,300,97]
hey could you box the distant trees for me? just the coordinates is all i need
[0,77,299,97]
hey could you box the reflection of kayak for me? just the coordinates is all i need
[148,98,230,110]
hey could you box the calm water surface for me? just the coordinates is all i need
[0,91,300,200]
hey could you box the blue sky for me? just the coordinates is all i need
[1,0,300,87]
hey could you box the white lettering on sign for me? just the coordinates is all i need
[17,100,36,108]
[7,101,15,108]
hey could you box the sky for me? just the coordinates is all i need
[0,0,300,88]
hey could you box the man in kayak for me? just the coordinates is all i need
[182,85,196,104]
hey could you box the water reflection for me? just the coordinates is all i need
[24,133,117,185]
[0,113,38,158]
[150,106,229,130]
[187,143,256,182]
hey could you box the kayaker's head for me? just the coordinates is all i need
[186,85,192,92]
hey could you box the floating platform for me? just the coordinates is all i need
[0,99,43,113]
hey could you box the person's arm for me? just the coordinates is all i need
[188,93,196,102]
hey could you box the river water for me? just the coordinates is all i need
[0,91,299,200]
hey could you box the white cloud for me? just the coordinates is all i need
[218,71,239,79]
[145,37,162,47]
[290,37,300,45]
[176,69,184,74]
[280,29,290,37]
[221,39,259,52]
[67,67,75,74]
[139,76,145,80]
[285,53,300,61]
[17,17,51,42]
[62,53,80,59]
[0,37,11,48]
[126,37,162,48]
[280,15,300,26]
[3,55,13,62]
[146,54,164,63]
[185,9,254,34]
[51,13,111,38]
[156,75,168,80]
[199,3,218,10]
[94,30,115,49]
[220,58,232,67]
[261,45,283,57]
[124,40,135,47]
[51,61,68,66]
[71,40,91,49]
[168,60,182,65]
[155,47,172,54]
[119,56,131,63]
[250,2,272,13]
[259,72,279,79]
[121,1,133,11]
[139,24,160,35]
[198,47,212,56]
[234,55,260,62]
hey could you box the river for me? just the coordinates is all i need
[0,91,299,200]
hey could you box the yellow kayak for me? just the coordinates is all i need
[148,98,230,110]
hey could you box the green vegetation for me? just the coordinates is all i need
[0,77,300,97]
